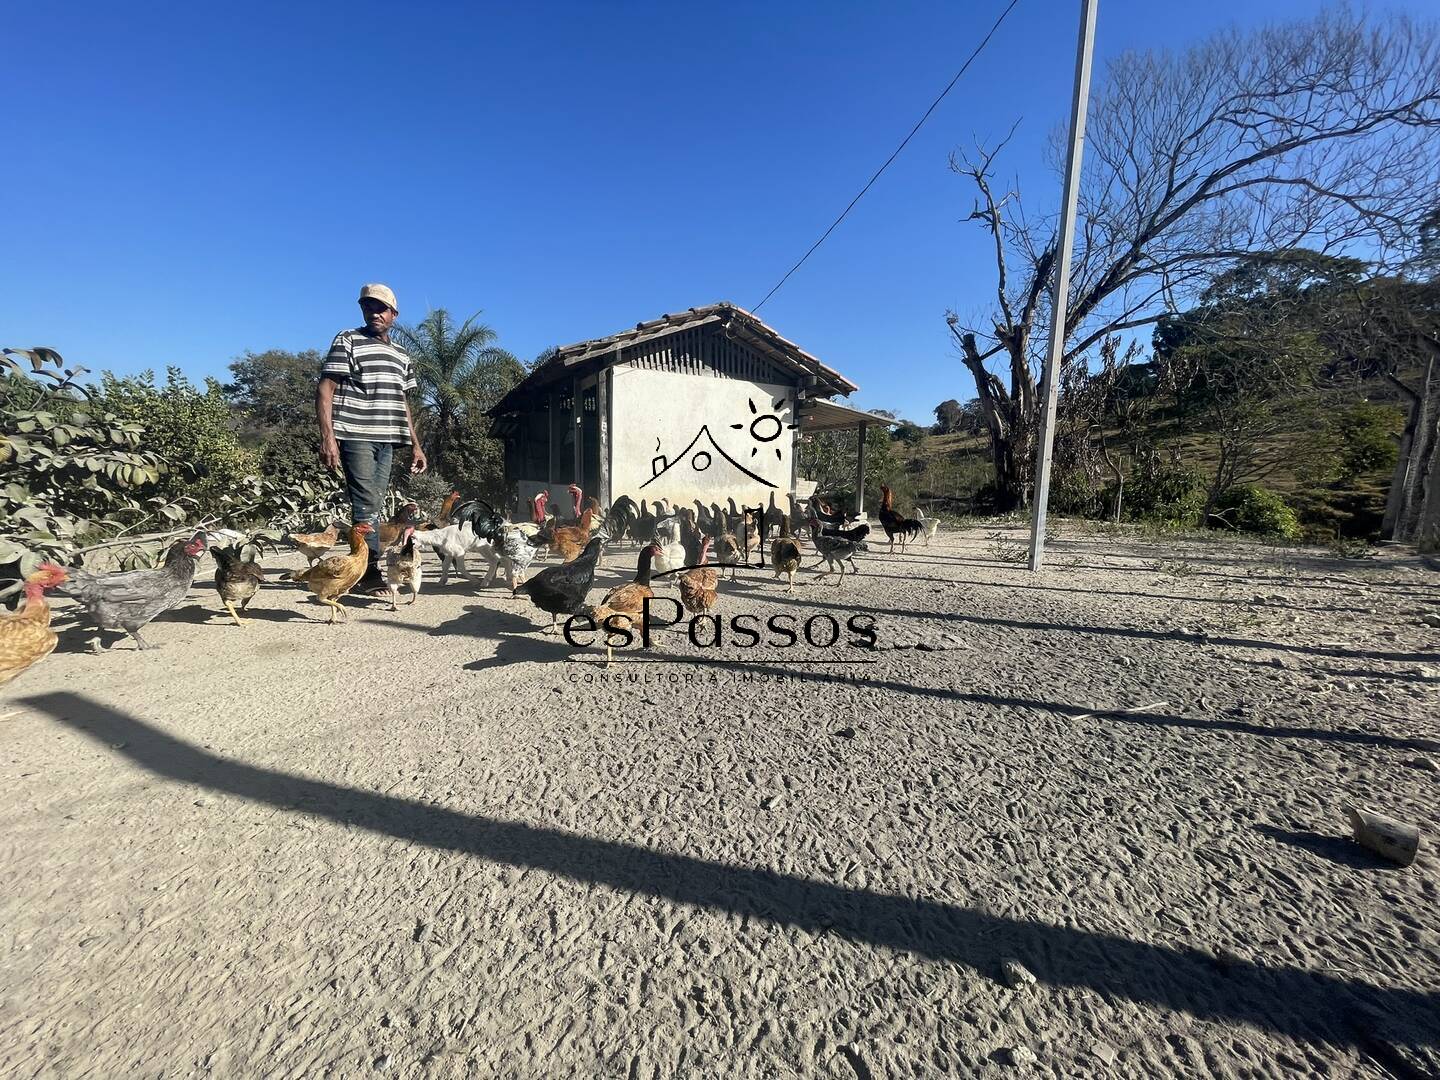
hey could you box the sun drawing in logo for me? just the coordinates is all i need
[731,397,797,461]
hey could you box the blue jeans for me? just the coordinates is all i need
[338,440,395,562]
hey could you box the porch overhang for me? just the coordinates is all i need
[797,398,896,433]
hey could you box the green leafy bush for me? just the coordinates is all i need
[2,349,182,580]
[1212,484,1301,539]
[95,368,255,515]
[1050,469,1104,517]
[1124,459,1205,525]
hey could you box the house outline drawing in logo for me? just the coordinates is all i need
[641,425,777,490]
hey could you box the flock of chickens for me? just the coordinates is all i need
[0,482,941,684]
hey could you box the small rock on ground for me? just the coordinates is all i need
[1000,959,1037,989]
[1002,1045,1037,1067]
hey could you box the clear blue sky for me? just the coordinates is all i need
[5,0,1418,424]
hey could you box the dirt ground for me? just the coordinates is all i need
[2,523,1438,1078]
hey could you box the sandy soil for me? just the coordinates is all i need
[2,524,1438,1078]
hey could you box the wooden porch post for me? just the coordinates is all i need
[855,422,868,516]
[597,369,611,508]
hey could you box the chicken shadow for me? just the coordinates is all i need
[148,604,308,626]
[19,691,1440,1055]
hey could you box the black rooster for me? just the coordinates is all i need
[513,535,606,634]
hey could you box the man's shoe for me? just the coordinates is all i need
[356,569,388,597]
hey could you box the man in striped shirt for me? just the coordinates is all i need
[316,283,427,584]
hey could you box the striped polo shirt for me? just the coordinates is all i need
[321,327,418,443]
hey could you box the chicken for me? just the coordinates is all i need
[438,490,462,524]
[742,509,764,562]
[605,495,639,546]
[677,537,720,615]
[915,507,941,545]
[585,542,660,664]
[677,508,706,565]
[290,522,373,623]
[378,501,422,552]
[212,541,267,626]
[547,505,597,563]
[809,514,869,586]
[0,563,68,686]
[632,499,659,546]
[63,531,209,651]
[384,526,423,609]
[770,516,803,593]
[651,514,687,577]
[819,520,871,575]
[715,515,744,581]
[514,534,606,634]
[878,485,914,553]
[285,523,338,567]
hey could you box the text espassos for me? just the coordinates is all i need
[561,597,878,651]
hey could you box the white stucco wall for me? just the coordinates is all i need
[609,365,796,508]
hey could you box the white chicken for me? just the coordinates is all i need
[651,514,687,577]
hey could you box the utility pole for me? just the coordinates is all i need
[1028,0,1098,571]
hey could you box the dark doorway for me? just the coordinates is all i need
[580,382,600,501]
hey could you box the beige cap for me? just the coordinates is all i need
[358,283,398,312]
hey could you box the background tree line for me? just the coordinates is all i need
[934,4,1440,548]
[1,309,524,581]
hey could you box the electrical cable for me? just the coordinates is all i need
[752,0,1023,314]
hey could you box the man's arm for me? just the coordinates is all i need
[316,376,341,471]
[404,401,428,474]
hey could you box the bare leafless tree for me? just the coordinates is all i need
[947,6,1440,508]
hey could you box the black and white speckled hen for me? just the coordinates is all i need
[63,531,209,651]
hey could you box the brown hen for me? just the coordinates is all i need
[0,563,68,686]
[290,523,372,623]
[585,543,659,665]
[678,537,719,614]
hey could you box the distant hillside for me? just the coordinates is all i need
[894,365,1411,540]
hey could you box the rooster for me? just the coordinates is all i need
[63,531,209,651]
[284,523,338,567]
[878,486,918,554]
[632,499,659,547]
[585,542,660,664]
[514,534,606,635]
[0,563,68,685]
[770,515,803,594]
[605,495,639,546]
[212,541,267,626]
[677,537,720,615]
[290,522,373,623]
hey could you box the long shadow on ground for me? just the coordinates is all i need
[21,691,1439,1057]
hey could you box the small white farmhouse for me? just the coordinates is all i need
[488,303,885,519]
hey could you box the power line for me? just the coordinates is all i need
[752,0,1023,314]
